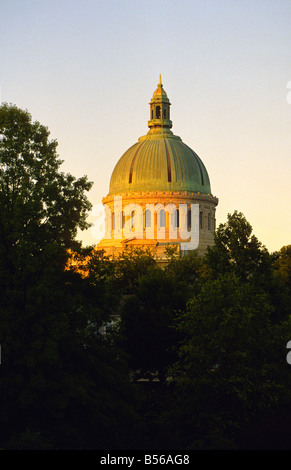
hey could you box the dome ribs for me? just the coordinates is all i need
[184,144,204,186]
[164,139,172,183]
[129,141,146,184]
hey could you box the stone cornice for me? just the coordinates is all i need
[103,191,218,206]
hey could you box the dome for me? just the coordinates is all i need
[108,76,212,196]
[109,135,211,194]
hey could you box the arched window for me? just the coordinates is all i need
[175,209,179,228]
[208,212,211,231]
[145,209,151,228]
[112,212,115,230]
[159,209,165,228]
[187,209,191,230]
[171,208,179,228]
[163,108,167,119]
[131,211,135,229]
[199,211,203,229]
[120,211,125,229]
[156,106,161,119]
[170,208,179,229]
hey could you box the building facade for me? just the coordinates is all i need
[97,76,218,260]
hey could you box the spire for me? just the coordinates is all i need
[147,75,173,135]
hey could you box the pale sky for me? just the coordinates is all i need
[1,0,290,253]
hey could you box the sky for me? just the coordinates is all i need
[1,0,290,253]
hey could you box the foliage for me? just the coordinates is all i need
[0,103,92,252]
[113,246,157,294]
[165,272,291,448]
[273,245,291,289]
[205,210,269,280]
[0,105,290,449]
[205,211,291,325]
[165,248,209,296]
[118,267,188,381]
[0,104,143,450]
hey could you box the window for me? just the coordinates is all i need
[171,208,179,228]
[112,212,115,230]
[163,108,167,119]
[174,209,179,228]
[159,209,165,228]
[199,211,203,229]
[208,212,211,231]
[156,106,161,119]
[187,209,191,230]
[145,209,151,228]
[131,211,135,229]
[120,211,125,229]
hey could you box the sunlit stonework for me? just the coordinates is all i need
[97,75,218,260]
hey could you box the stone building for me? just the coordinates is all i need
[97,76,218,260]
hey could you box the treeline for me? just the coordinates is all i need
[0,104,290,450]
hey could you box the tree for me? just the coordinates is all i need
[0,104,143,449]
[119,267,188,381]
[205,211,270,281]
[0,103,92,251]
[113,246,157,295]
[66,247,121,318]
[273,245,291,290]
[0,265,144,449]
[204,211,291,322]
[166,272,291,449]
[0,103,94,325]
[165,248,208,297]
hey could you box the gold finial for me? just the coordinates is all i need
[158,74,162,86]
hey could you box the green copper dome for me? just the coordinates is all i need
[109,76,212,195]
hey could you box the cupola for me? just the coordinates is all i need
[147,74,173,135]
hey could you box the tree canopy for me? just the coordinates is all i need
[0,104,290,450]
[205,210,269,280]
[0,104,142,450]
[0,104,92,245]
